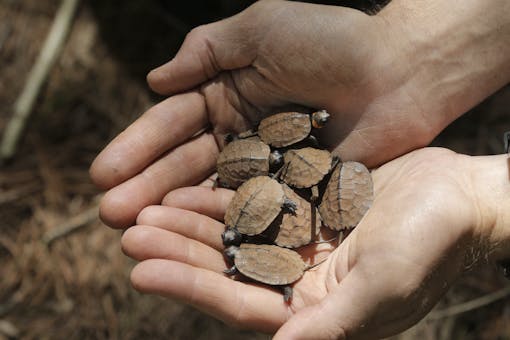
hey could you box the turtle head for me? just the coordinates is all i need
[268,150,283,169]
[224,245,240,261]
[221,227,242,246]
[311,110,330,128]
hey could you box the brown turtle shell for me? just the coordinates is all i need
[217,139,271,189]
[224,176,285,236]
[257,112,311,147]
[274,184,319,248]
[234,244,306,285]
[281,147,333,188]
[319,161,373,231]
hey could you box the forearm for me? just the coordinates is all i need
[377,0,510,132]
[464,153,510,263]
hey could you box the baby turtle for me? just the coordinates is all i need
[216,138,283,189]
[222,176,297,246]
[257,110,330,148]
[319,161,373,231]
[280,147,334,189]
[224,243,314,301]
[271,184,320,248]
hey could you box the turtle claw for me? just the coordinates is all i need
[283,198,297,215]
[314,236,338,244]
[224,265,238,276]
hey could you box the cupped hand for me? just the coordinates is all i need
[121,148,489,339]
[90,0,442,228]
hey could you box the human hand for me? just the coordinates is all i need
[90,0,510,228]
[120,148,510,339]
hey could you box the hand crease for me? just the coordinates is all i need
[187,270,199,305]
[140,170,159,200]
[183,239,192,266]
[230,69,263,125]
[233,282,247,326]
[202,36,221,78]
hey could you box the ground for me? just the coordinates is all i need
[0,1,509,339]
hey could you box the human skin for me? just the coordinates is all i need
[88,0,510,229]
[120,148,510,339]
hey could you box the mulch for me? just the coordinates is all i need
[0,1,508,339]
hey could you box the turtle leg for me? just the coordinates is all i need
[307,135,320,148]
[282,198,297,215]
[224,132,240,144]
[282,286,293,302]
[272,161,289,180]
[331,156,341,169]
[224,265,238,276]
[310,185,319,242]
[310,185,319,204]
[212,177,220,190]
[236,130,257,139]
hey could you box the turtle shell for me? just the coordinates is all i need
[274,184,319,248]
[281,147,333,188]
[217,139,271,188]
[257,112,312,147]
[319,161,373,231]
[234,244,306,285]
[224,176,285,235]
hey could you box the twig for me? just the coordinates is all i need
[0,0,80,159]
[0,320,19,338]
[42,203,99,245]
[427,285,510,320]
[0,182,41,204]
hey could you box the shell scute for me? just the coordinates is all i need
[274,185,319,248]
[281,148,332,188]
[217,139,271,188]
[318,162,373,231]
[258,112,311,147]
[234,244,306,285]
[224,176,285,235]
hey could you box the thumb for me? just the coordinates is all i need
[274,270,410,340]
[147,12,258,95]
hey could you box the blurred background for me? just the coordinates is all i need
[0,0,509,339]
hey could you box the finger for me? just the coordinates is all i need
[99,132,219,229]
[146,12,257,95]
[131,259,289,333]
[136,205,225,250]
[162,186,234,221]
[90,91,208,189]
[121,225,227,273]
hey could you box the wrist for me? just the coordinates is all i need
[374,0,510,134]
[464,154,510,264]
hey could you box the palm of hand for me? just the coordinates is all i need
[121,148,477,339]
[90,1,442,228]
[149,1,435,164]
